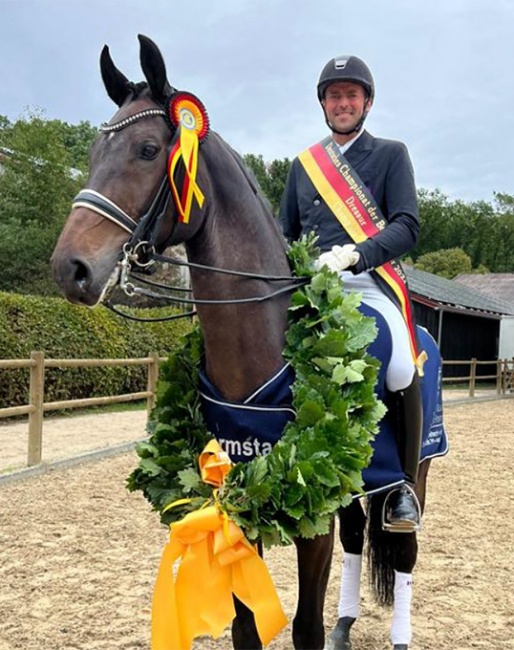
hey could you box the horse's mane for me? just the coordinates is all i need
[220,138,288,252]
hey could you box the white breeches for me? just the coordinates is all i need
[340,271,416,392]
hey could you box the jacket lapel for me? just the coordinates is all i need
[344,130,374,168]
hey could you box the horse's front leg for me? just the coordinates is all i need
[231,537,263,650]
[292,520,335,650]
[326,499,366,650]
[231,596,262,650]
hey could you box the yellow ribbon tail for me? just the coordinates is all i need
[151,505,287,650]
[167,125,206,225]
[232,551,288,645]
[416,349,428,377]
[151,536,185,650]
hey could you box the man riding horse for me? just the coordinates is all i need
[279,54,423,532]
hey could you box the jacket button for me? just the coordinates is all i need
[313,199,321,206]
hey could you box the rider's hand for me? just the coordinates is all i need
[315,244,360,273]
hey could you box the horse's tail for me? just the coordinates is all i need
[366,493,395,607]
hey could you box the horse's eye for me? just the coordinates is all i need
[140,144,160,160]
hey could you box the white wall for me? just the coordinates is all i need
[499,316,514,358]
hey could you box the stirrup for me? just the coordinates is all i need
[381,484,422,533]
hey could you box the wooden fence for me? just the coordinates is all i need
[441,357,514,397]
[0,353,513,469]
[0,352,163,466]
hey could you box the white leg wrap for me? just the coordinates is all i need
[390,570,413,645]
[337,552,362,619]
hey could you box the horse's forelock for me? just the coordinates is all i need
[125,81,153,103]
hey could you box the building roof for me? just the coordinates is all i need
[453,273,514,307]
[405,266,514,316]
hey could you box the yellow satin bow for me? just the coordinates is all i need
[151,440,288,649]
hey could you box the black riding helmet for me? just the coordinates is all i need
[317,55,375,101]
[317,55,374,135]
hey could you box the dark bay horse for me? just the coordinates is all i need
[51,34,334,650]
[51,35,442,650]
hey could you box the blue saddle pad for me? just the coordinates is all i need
[359,304,448,495]
[199,304,448,493]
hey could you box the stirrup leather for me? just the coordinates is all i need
[382,484,422,533]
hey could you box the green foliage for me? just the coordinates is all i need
[48,119,98,172]
[0,111,96,296]
[415,188,514,273]
[127,235,385,547]
[0,291,193,409]
[243,153,291,214]
[0,109,83,224]
[414,247,473,279]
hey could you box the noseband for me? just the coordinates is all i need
[72,108,307,321]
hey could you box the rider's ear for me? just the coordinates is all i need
[138,34,174,103]
[100,45,132,107]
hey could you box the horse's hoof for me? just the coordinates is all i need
[324,617,355,650]
[393,645,409,649]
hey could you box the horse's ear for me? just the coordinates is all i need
[138,34,173,103]
[100,45,131,107]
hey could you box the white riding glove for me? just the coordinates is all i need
[315,244,360,273]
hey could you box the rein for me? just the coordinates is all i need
[72,108,307,323]
[104,243,308,322]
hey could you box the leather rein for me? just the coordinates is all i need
[72,109,307,322]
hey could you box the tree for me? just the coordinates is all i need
[415,188,453,257]
[415,188,514,273]
[414,248,473,279]
[243,153,291,214]
[0,110,87,295]
[48,119,98,172]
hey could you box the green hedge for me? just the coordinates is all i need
[0,291,193,409]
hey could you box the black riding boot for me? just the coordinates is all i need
[384,373,423,532]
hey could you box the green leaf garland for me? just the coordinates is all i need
[126,235,386,547]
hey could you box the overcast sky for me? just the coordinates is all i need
[1,0,513,204]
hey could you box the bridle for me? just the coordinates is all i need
[72,108,307,322]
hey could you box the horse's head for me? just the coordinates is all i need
[51,35,208,306]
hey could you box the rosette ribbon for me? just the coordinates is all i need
[167,125,205,225]
[151,440,287,649]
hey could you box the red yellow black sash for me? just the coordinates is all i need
[298,137,426,371]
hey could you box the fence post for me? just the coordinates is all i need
[496,359,502,394]
[27,351,45,466]
[469,358,476,397]
[499,358,514,395]
[146,352,160,415]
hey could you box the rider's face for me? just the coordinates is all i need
[322,82,371,135]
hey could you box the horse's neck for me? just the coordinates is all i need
[186,204,291,402]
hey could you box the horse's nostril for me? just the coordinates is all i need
[72,259,91,291]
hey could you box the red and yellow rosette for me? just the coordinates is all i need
[166,92,210,224]
[151,440,287,649]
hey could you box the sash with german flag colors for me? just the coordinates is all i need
[298,137,426,372]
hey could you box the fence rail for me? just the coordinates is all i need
[0,351,164,466]
[1,353,513,469]
[441,357,514,397]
